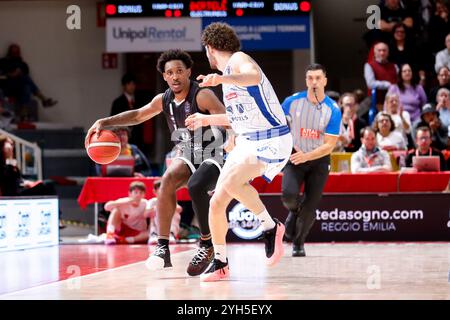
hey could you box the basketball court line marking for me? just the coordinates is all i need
[0,247,196,298]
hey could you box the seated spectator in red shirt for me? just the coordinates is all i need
[364,42,399,108]
[351,126,393,173]
[404,126,447,170]
[104,181,152,245]
[336,93,367,152]
[373,112,408,150]
[414,103,449,150]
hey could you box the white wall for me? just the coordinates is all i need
[0,0,124,130]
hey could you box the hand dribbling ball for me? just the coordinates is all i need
[86,130,121,164]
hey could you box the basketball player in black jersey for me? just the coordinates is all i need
[85,50,227,276]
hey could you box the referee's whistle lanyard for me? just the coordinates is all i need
[364,149,379,167]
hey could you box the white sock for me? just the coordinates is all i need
[107,225,115,234]
[125,237,135,244]
[213,244,227,263]
[256,208,276,230]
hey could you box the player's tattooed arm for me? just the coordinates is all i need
[85,94,163,145]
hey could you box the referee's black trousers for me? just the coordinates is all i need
[281,155,330,246]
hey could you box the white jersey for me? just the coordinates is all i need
[116,199,148,232]
[222,61,287,135]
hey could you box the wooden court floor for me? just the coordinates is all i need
[0,242,449,300]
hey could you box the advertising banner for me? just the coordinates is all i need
[0,197,59,252]
[106,18,202,52]
[106,16,310,52]
[226,194,450,242]
[202,16,311,50]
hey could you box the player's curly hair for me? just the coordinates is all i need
[201,22,241,53]
[156,49,194,74]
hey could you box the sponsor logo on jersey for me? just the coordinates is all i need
[237,103,245,113]
[225,92,238,101]
[184,101,191,115]
[300,128,320,139]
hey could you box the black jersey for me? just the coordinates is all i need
[162,81,223,164]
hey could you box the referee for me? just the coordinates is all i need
[281,64,342,257]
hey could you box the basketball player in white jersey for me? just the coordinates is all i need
[185,22,293,282]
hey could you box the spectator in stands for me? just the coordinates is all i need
[384,93,413,147]
[373,112,408,150]
[414,103,449,150]
[351,126,392,173]
[95,127,153,177]
[389,23,425,80]
[404,126,447,170]
[111,73,138,116]
[364,42,399,109]
[104,181,152,245]
[336,93,367,152]
[428,66,450,104]
[387,63,428,122]
[0,134,65,228]
[147,180,181,244]
[380,0,414,33]
[428,0,450,54]
[110,73,153,159]
[0,135,56,196]
[435,33,450,73]
[436,88,450,129]
[0,44,57,121]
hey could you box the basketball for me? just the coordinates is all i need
[86,130,121,164]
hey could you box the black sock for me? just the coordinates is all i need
[188,163,220,237]
[200,238,212,247]
[157,239,169,247]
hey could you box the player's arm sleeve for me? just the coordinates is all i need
[325,106,342,136]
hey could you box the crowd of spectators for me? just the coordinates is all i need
[341,0,450,172]
[0,44,57,123]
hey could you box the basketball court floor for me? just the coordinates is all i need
[1,242,449,300]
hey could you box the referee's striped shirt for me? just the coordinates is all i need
[282,91,342,153]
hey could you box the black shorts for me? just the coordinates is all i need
[176,147,224,174]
